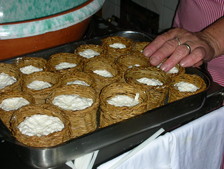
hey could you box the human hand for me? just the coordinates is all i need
[143,28,215,72]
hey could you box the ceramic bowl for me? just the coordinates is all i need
[0,0,105,60]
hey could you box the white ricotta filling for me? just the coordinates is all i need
[78,49,100,59]
[27,80,52,90]
[167,67,179,74]
[0,97,30,111]
[109,43,126,49]
[157,64,179,74]
[174,82,199,92]
[17,114,64,137]
[93,69,113,77]
[52,94,93,111]
[0,72,17,89]
[137,77,163,86]
[55,62,77,70]
[20,65,43,75]
[107,93,139,107]
[128,64,140,68]
[66,80,90,86]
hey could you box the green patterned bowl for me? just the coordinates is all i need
[0,0,105,60]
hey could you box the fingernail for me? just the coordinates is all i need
[180,61,186,67]
[150,57,157,64]
[160,65,167,72]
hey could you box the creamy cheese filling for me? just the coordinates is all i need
[17,114,64,137]
[20,65,43,75]
[167,67,179,74]
[128,64,140,68]
[27,80,52,90]
[93,69,113,77]
[137,77,163,86]
[174,82,199,92]
[107,93,139,107]
[157,64,179,74]
[0,72,17,89]
[109,43,126,49]
[55,62,77,70]
[52,94,93,111]
[78,49,100,59]
[0,97,29,111]
[66,80,90,86]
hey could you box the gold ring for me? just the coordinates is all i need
[182,43,191,54]
[175,37,181,46]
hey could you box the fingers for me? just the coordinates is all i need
[179,46,205,67]
[149,38,181,66]
[143,28,185,57]
[159,43,192,71]
[143,28,214,72]
[160,45,205,71]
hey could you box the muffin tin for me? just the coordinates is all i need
[0,31,223,168]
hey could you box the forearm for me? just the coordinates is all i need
[202,16,224,58]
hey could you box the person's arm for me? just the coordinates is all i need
[143,17,224,72]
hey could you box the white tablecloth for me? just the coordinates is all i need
[97,106,224,169]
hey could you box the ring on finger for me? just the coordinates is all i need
[174,37,181,46]
[181,42,192,54]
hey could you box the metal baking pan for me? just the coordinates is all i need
[0,31,223,168]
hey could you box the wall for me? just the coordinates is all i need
[101,0,179,33]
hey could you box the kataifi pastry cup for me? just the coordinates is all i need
[124,67,171,91]
[115,52,150,74]
[74,44,104,62]
[61,70,96,89]
[83,57,123,92]
[14,57,47,75]
[47,53,83,74]
[132,41,150,53]
[147,88,168,110]
[102,36,133,59]
[0,63,22,94]
[47,85,99,139]
[168,73,207,103]
[99,82,148,128]
[22,71,61,104]
[0,91,34,130]
[10,104,71,147]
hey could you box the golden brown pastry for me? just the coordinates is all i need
[75,44,104,62]
[0,91,34,129]
[102,36,133,59]
[10,104,71,147]
[15,57,47,75]
[22,71,61,104]
[99,82,148,128]
[83,57,123,92]
[47,85,99,139]
[47,53,83,74]
[168,73,207,102]
[132,41,150,53]
[115,52,150,74]
[0,63,22,94]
